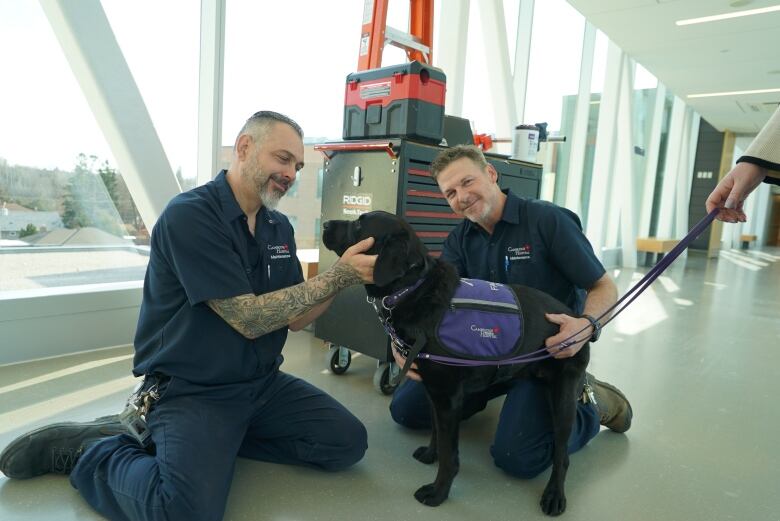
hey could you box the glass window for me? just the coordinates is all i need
[314,217,322,248]
[630,66,660,236]
[575,29,610,226]
[523,0,586,204]
[0,2,150,294]
[102,0,200,183]
[222,3,363,144]
[649,90,675,237]
[461,2,496,136]
[523,0,585,134]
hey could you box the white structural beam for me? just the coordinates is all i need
[564,22,596,215]
[605,59,636,250]
[436,0,470,116]
[39,0,180,230]
[613,55,637,268]
[479,0,517,135]
[197,0,226,185]
[638,83,667,237]
[656,96,687,238]
[512,0,534,125]
[750,183,772,245]
[585,39,623,256]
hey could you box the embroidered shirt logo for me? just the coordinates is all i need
[268,243,291,260]
[470,324,500,339]
[507,244,531,261]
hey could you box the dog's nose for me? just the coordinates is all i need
[323,221,331,232]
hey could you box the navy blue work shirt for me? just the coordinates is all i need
[441,190,604,315]
[133,170,304,384]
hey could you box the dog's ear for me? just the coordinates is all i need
[373,234,411,287]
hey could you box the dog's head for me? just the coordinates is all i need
[322,211,429,292]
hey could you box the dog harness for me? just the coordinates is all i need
[436,279,524,360]
[370,278,526,367]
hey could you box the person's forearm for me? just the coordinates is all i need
[582,274,618,323]
[741,106,780,170]
[207,264,361,339]
[288,297,334,331]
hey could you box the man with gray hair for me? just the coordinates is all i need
[0,111,377,521]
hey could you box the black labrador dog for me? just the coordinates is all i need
[323,210,590,516]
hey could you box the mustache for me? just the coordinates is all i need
[266,174,291,191]
[459,198,476,211]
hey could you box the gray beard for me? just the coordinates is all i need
[259,179,283,210]
[463,201,492,226]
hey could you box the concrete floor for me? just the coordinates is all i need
[1,248,778,521]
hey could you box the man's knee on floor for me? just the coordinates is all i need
[389,398,430,429]
[318,418,368,472]
[155,468,232,521]
[491,442,551,480]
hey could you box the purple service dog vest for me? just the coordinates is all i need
[436,278,524,360]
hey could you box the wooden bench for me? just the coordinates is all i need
[740,234,757,249]
[297,248,319,280]
[636,237,680,266]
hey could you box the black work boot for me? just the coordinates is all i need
[582,373,633,433]
[0,416,125,479]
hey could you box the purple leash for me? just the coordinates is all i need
[394,208,721,367]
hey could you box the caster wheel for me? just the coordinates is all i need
[373,361,401,395]
[327,345,351,375]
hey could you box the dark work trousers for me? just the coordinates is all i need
[389,378,600,479]
[70,370,367,521]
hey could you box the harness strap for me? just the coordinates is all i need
[398,333,426,377]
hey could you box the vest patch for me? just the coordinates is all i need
[436,279,524,360]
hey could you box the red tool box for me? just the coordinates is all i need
[343,61,446,144]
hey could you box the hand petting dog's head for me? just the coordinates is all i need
[323,211,429,291]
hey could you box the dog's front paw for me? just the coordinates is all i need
[540,484,567,516]
[414,483,448,506]
[413,446,437,464]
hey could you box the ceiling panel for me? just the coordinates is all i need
[567,0,780,132]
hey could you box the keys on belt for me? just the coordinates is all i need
[580,381,597,406]
[119,379,160,447]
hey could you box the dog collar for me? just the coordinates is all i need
[367,278,426,357]
[381,278,426,310]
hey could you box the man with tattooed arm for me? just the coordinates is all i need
[0,111,376,521]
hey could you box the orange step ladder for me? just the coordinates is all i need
[357,0,434,71]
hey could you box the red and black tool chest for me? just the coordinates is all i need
[343,61,446,144]
[313,138,541,384]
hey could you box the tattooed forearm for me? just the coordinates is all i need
[207,262,363,339]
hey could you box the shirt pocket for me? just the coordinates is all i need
[266,255,298,292]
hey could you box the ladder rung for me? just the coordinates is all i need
[385,26,431,56]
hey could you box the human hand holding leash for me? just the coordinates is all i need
[544,313,591,359]
[705,162,767,223]
[391,346,422,382]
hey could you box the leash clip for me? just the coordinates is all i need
[380,295,395,311]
